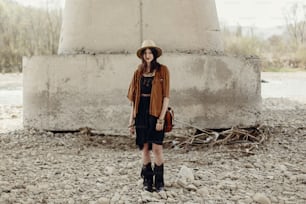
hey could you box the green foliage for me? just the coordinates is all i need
[222,25,264,57]
[296,46,306,67]
[224,35,263,56]
[222,24,306,71]
[0,0,62,73]
[262,67,306,72]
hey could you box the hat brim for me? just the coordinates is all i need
[137,46,162,59]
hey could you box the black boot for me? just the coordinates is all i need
[141,163,153,192]
[154,163,164,192]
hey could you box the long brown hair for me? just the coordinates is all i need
[140,47,161,73]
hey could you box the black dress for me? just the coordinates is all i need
[135,75,165,150]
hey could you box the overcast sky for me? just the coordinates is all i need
[14,0,305,28]
[216,0,305,28]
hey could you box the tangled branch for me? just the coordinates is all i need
[164,119,271,154]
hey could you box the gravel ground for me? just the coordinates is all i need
[0,73,306,204]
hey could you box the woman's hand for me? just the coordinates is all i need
[156,119,164,131]
[129,125,135,135]
[128,118,135,135]
[156,97,169,131]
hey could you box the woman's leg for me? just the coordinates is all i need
[152,144,164,165]
[141,143,153,192]
[152,143,165,192]
[142,143,151,164]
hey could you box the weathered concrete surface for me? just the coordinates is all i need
[58,0,223,55]
[167,55,261,128]
[142,0,223,52]
[23,54,261,131]
[58,0,140,54]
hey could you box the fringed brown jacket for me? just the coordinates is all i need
[127,65,170,118]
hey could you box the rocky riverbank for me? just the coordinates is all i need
[0,98,306,204]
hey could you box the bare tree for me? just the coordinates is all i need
[0,0,62,72]
[284,2,306,46]
[44,0,62,54]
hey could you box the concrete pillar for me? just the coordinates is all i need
[23,55,261,131]
[142,0,223,52]
[58,0,223,54]
[58,0,141,54]
[24,0,261,132]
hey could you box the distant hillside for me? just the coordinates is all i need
[222,25,287,39]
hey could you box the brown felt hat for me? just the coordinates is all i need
[137,40,162,59]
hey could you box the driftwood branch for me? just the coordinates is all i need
[167,119,269,153]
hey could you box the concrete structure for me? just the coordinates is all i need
[23,0,261,132]
[58,0,223,54]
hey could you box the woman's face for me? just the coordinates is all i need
[143,48,154,64]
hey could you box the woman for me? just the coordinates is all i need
[127,40,170,192]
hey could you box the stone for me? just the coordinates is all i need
[300,193,306,200]
[104,166,115,176]
[166,191,178,198]
[278,164,287,172]
[137,179,143,187]
[96,197,110,204]
[152,192,160,199]
[158,190,167,199]
[167,198,177,203]
[67,198,75,204]
[253,193,271,204]
[177,179,188,188]
[270,196,278,203]
[245,163,254,168]
[192,180,203,187]
[296,174,306,183]
[197,187,209,197]
[178,165,194,182]
[110,193,120,203]
[186,184,198,191]
[164,180,172,187]
[241,198,253,204]
[266,175,274,179]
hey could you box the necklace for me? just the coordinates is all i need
[143,70,156,77]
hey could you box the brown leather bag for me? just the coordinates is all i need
[164,107,174,132]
